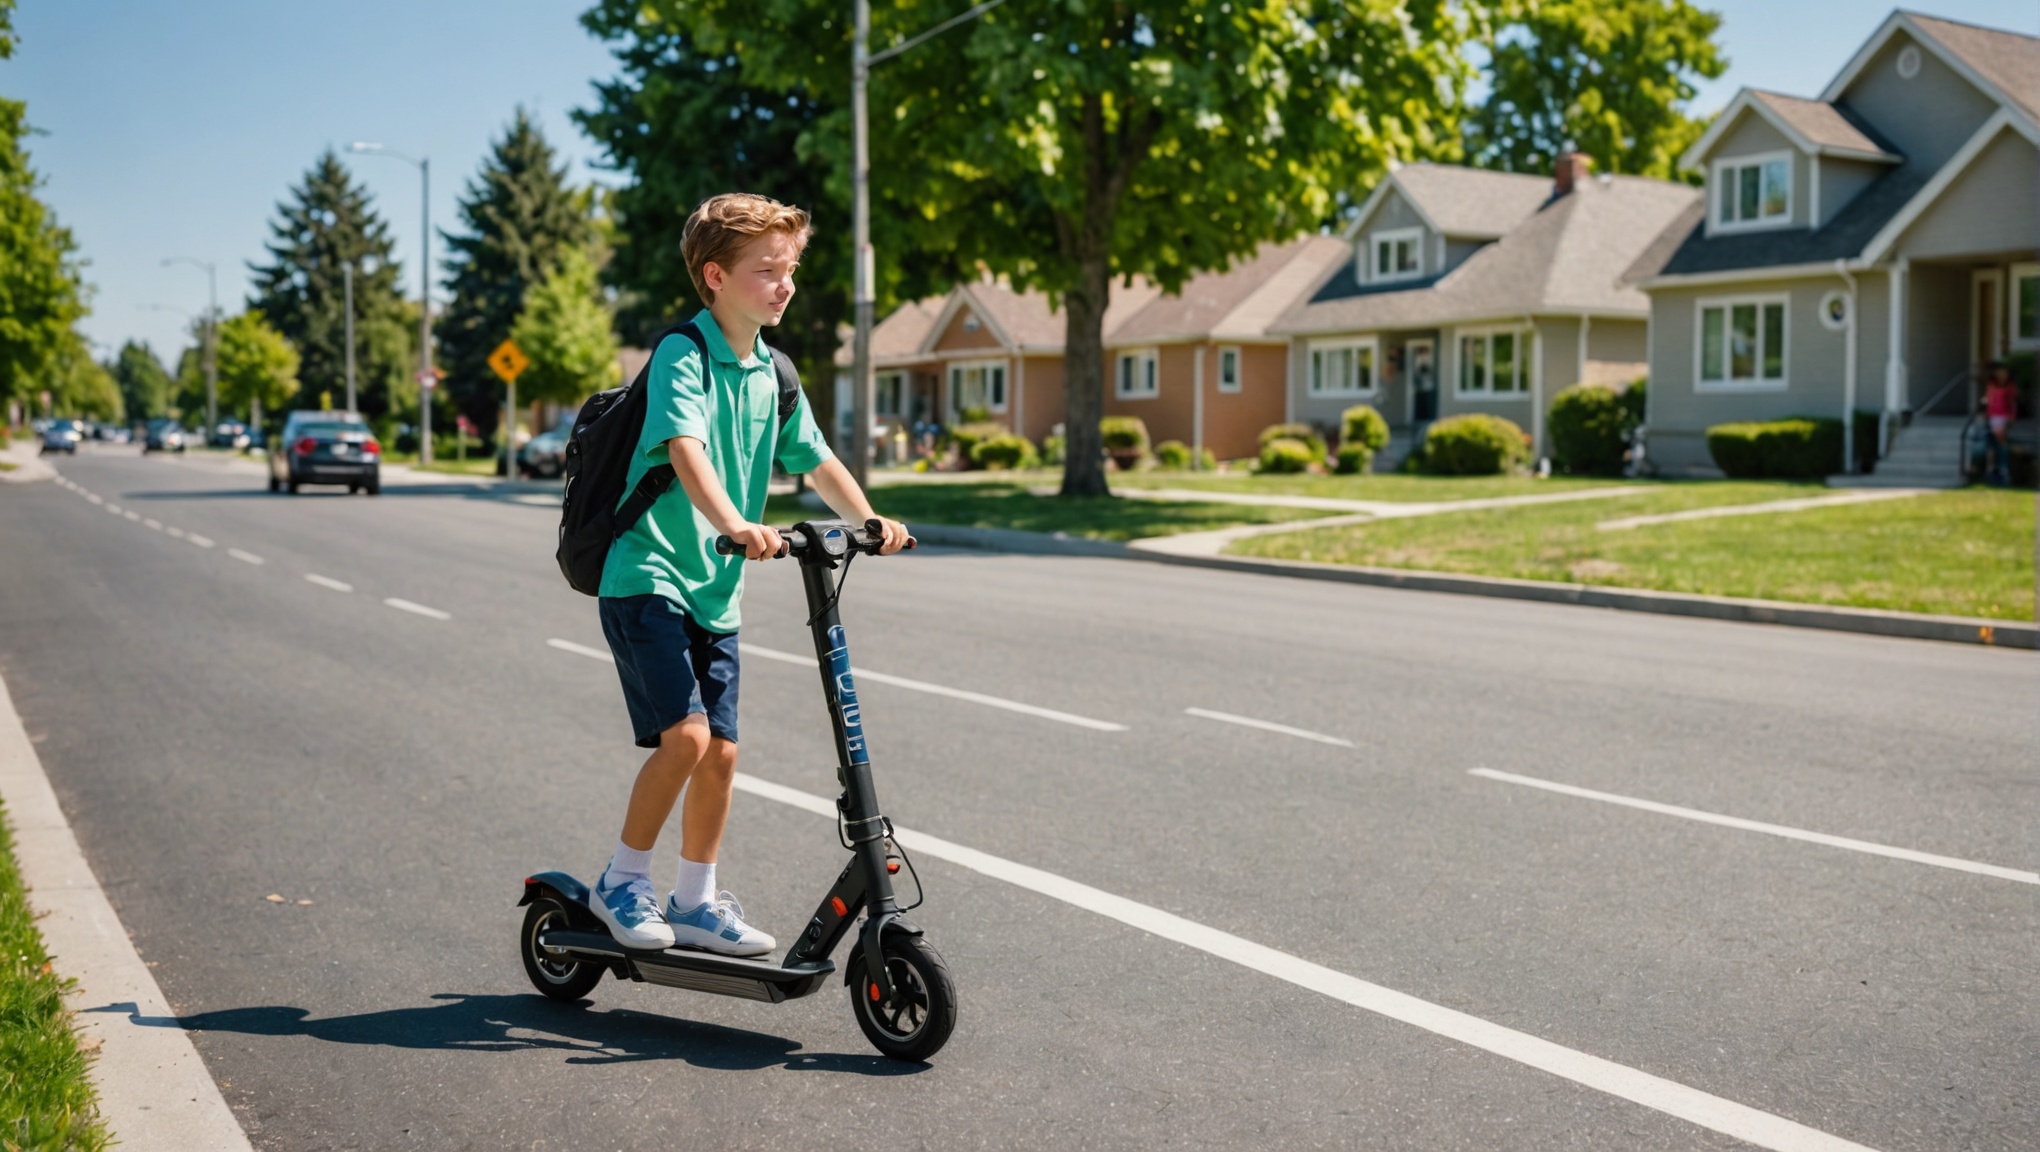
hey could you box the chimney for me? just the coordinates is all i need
[1554,151,1592,197]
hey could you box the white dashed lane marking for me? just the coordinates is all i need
[303,574,352,593]
[1184,707,1353,747]
[186,534,214,548]
[547,638,612,661]
[740,643,1130,732]
[383,598,450,621]
[228,549,264,565]
[144,518,163,530]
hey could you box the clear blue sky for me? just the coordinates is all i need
[5,0,2037,365]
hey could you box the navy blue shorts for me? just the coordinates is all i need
[598,594,740,747]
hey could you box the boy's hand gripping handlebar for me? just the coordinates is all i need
[714,518,916,560]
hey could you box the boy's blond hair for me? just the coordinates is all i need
[680,193,812,306]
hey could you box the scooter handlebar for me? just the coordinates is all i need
[714,518,915,559]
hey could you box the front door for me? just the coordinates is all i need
[1972,270,2004,367]
[1407,339,1437,421]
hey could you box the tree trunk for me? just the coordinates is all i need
[1059,252,1113,497]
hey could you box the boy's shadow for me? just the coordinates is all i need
[89,992,923,1075]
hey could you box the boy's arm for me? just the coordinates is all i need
[666,436,783,561]
[807,456,908,555]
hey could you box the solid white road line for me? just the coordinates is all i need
[185,534,214,548]
[0,670,255,1151]
[383,598,450,621]
[227,549,264,565]
[732,772,1878,1152]
[303,574,353,593]
[547,637,613,662]
[740,642,1129,732]
[1184,706,1354,747]
[1470,768,2038,885]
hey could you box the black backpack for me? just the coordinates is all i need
[555,320,804,596]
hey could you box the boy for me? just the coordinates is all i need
[590,193,907,954]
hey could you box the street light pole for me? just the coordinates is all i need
[163,257,218,433]
[348,143,434,465]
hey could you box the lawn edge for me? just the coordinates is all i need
[0,669,255,1151]
[910,523,2037,649]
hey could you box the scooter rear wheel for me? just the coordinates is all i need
[846,935,956,1061]
[520,898,604,1001]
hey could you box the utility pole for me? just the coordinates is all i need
[163,257,218,433]
[343,262,357,412]
[348,143,434,463]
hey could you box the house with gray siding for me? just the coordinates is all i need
[1271,159,1698,463]
[1633,10,2040,481]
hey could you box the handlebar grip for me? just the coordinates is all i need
[865,518,917,551]
[713,534,790,559]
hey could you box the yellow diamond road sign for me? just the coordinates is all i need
[488,339,530,384]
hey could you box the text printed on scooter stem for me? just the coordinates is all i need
[826,625,869,764]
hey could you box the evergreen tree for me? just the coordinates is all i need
[438,110,593,440]
[110,340,173,421]
[248,151,414,421]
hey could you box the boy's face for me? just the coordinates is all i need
[703,231,801,329]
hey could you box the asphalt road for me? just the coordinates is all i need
[2,444,2034,1151]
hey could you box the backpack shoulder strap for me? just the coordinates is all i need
[610,320,710,538]
[765,344,802,427]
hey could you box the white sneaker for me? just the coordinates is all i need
[589,874,676,950]
[665,891,775,957]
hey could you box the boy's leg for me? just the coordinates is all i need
[619,715,712,853]
[678,736,739,864]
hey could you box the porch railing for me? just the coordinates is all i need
[1908,367,1974,422]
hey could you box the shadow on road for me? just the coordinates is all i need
[90,992,922,1075]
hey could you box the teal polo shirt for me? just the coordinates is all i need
[597,309,833,631]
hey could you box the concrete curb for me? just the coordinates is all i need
[0,671,253,1151]
[909,523,2036,650]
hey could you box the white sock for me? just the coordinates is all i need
[601,841,654,892]
[674,857,716,911]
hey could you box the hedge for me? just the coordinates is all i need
[970,434,1039,470]
[1258,422,1326,464]
[1333,441,1373,474]
[1414,413,1531,475]
[1548,381,1645,475]
[1256,437,1317,474]
[1706,418,1842,478]
[1339,405,1389,453]
[948,421,1007,469]
[1100,416,1150,453]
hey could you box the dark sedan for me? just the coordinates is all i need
[269,417,380,495]
[142,419,187,453]
[39,419,86,455]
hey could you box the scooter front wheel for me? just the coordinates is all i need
[520,898,604,1002]
[846,935,956,1061]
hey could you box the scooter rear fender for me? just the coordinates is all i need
[519,870,592,912]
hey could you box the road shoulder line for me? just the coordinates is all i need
[0,670,252,1151]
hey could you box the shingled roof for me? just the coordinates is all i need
[1380,164,1554,239]
[1748,91,1898,159]
[1107,236,1349,345]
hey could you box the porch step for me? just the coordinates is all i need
[1374,428,1423,473]
[1828,415,1967,489]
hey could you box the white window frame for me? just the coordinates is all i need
[1369,226,1425,284]
[1694,294,1790,392]
[947,359,1008,414]
[1216,345,1242,394]
[2012,262,2040,350]
[1114,347,1160,400]
[1307,337,1379,398]
[1453,326,1532,399]
[1710,150,1794,233]
[875,370,905,418]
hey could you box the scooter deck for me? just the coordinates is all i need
[537,927,837,1004]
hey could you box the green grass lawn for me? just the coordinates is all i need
[0,802,110,1151]
[383,452,504,477]
[767,481,1324,541]
[1233,485,2036,620]
[1107,469,1636,502]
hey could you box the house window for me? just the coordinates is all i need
[1308,339,1378,396]
[948,360,1007,415]
[1370,227,1424,284]
[1712,151,1791,230]
[875,371,904,417]
[1455,328,1530,396]
[1217,346,1241,394]
[2014,263,2040,348]
[1115,348,1159,399]
[1696,296,1788,390]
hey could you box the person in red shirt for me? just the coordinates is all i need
[1982,361,2018,486]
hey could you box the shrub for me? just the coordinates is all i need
[1256,437,1317,474]
[1099,416,1150,453]
[947,421,1007,469]
[1258,422,1327,463]
[1333,441,1373,474]
[1548,383,1638,475]
[1155,440,1193,469]
[1705,418,1842,478]
[1339,405,1389,454]
[970,433,1039,471]
[959,405,992,424]
[1041,433,1066,465]
[1415,414,1531,475]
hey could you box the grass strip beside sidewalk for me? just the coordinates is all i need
[773,481,1326,541]
[1232,485,2035,621]
[0,800,110,1152]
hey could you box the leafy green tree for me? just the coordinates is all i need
[438,110,594,440]
[248,151,414,420]
[660,0,1475,494]
[0,0,14,58]
[0,94,86,421]
[110,340,173,421]
[1469,0,1726,180]
[44,336,121,421]
[509,245,619,409]
[215,310,301,426]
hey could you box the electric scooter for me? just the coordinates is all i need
[516,518,957,1061]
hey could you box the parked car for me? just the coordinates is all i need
[90,421,130,444]
[208,421,252,450]
[142,418,187,453]
[39,419,86,455]
[517,419,576,479]
[269,410,379,495]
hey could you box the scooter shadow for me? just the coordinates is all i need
[91,992,925,1075]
